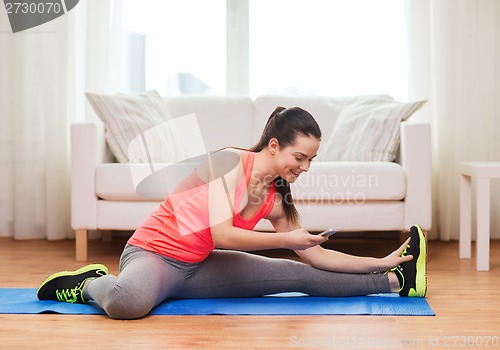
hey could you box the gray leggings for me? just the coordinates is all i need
[85,244,391,319]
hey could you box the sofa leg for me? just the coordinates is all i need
[76,229,88,262]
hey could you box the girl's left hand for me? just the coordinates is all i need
[380,238,413,270]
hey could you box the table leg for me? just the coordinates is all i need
[459,173,472,259]
[476,177,490,271]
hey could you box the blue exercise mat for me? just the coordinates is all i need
[0,289,435,316]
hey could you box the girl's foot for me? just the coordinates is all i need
[37,264,108,303]
[388,225,427,297]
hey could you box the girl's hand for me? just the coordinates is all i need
[380,237,413,270]
[284,229,328,250]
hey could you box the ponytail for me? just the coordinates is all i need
[250,106,321,225]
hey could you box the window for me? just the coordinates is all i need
[121,0,408,100]
[249,0,409,100]
[122,0,226,95]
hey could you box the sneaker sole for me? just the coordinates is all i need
[37,263,109,295]
[413,225,427,297]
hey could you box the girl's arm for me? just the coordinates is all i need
[270,214,413,274]
[295,240,412,273]
[211,225,327,251]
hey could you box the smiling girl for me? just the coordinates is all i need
[37,106,427,319]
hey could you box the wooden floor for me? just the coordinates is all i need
[1,235,499,349]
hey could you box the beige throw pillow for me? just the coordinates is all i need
[318,96,426,161]
[85,90,186,163]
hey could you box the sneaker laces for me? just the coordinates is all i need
[383,241,410,293]
[401,243,410,257]
[56,287,81,303]
[385,265,405,293]
[55,277,92,303]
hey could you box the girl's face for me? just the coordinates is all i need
[272,134,320,183]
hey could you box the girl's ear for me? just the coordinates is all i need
[268,138,279,155]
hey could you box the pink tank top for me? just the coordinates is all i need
[128,151,276,262]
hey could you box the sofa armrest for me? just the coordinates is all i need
[398,121,432,230]
[71,121,112,230]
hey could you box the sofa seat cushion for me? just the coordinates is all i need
[255,201,405,232]
[290,162,406,201]
[95,163,197,201]
[96,161,406,202]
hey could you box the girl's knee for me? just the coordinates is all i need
[106,305,151,320]
[101,284,155,320]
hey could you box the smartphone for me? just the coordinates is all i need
[318,228,337,237]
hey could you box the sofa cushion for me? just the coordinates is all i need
[96,161,405,202]
[290,162,406,201]
[255,201,406,232]
[318,96,426,161]
[95,201,406,232]
[85,89,186,163]
[95,163,198,201]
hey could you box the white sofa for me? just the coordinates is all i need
[71,95,432,261]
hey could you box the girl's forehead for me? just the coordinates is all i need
[288,135,320,156]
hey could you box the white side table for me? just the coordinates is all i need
[459,162,500,271]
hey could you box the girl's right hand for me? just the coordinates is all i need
[284,229,328,250]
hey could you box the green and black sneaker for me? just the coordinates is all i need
[389,225,427,297]
[37,264,108,303]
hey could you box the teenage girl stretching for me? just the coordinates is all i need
[38,106,427,319]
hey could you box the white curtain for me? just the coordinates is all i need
[405,0,500,240]
[0,0,122,240]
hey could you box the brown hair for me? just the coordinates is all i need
[250,106,321,224]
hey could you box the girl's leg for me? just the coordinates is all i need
[84,244,197,319]
[175,250,391,298]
